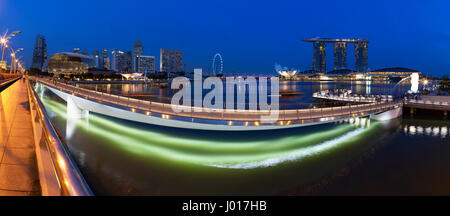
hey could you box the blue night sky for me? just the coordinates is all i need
[1,0,449,77]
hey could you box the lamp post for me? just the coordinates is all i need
[14,56,23,74]
[9,48,22,73]
[1,30,22,70]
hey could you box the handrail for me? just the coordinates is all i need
[0,76,21,89]
[26,77,93,196]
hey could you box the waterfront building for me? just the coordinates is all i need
[160,48,183,75]
[111,49,127,72]
[333,42,347,70]
[355,42,369,73]
[137,55,155,73]
[312,41,326,72]
[132,40,143,73]
[368,67,421,77]
[45,52,95,74]
[31,34,47,70]
[303,38,369,73]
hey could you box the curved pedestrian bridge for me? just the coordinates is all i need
[31,77,403,131]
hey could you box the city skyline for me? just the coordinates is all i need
[1,0,450,76]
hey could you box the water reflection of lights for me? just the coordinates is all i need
[42,97,379,170]
[404,125,449,138]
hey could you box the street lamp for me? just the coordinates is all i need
[1,30,22,70]
[8,47,23,73]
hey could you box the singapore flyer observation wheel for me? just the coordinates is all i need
[212,53,223,76]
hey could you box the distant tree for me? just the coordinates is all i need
[29,68,42,76]
[95,74,104,80]
[82,73,94,79]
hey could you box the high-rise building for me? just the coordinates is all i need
[111,49,127,72]
[303,38,369,73]
[160,48,183,75]
[312,42,326,72]
[355,42,368,73]
[132,40,143,72]
[104,57,111,70]
[101,49,109,69]
[137,55,155,73]
[125,51,132,73]
[81,49,88,55]
[73,48,81,54]
[31,34,47,70]
[92,50,100,69]
[333,42,347,70]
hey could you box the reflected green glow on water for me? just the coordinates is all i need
[43,97,379,169]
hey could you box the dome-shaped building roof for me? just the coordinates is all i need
[45,52,96,74]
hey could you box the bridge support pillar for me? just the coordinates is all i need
[370,107,403,121]
[67,96,89,118]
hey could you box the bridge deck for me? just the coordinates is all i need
[32,77,403,130]
[0,78,40,195]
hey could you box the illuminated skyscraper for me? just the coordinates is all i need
[132,40,143,72]
[355,41,368,73]
[125,51,132,73]
[111,49,127,72]
[31,34,47,70]
[333,42,347,70]
[137,55,155,73]
[160,48,183,75]
[92,50,100,69]
[312,41,326,72]
[303,38,369,73]
[73,48,80,54]
[101,49,110,70]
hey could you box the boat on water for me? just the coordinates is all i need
[279,90,304,96]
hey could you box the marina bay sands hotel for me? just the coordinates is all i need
[302,38,369,73]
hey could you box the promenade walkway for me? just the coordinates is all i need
[0,78,40,196]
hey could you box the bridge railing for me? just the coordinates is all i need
[32,77,402,124]
[26,78,93,196]
[406,99,449,106]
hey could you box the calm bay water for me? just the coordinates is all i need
[38,81,448,195]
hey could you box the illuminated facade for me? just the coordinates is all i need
[111,49,127,72]
[137,55,155,73]
[303,38,369,73]
[92,50,100,69]
[312,41,326,72]
[368,67,421,77]
[160,48,183,74]
[355,42,368,73]
[132,40,143,72]
[31,34,47,70]
[46,52,96,74]
[333,42,347,70]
